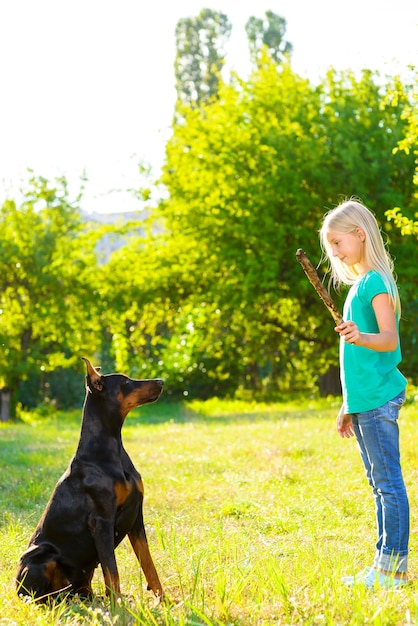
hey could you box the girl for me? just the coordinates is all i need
[320,199,409,589]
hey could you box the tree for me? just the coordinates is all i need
[385,70,418,235]
[174,8,231,107]
[0,175,103,419]
[83,63,416,401]
[159,60,334,394]
[317,69,416,208]
[245,11,292,66]
[154,59,416,395]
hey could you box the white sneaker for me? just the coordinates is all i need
[342,566,373,586]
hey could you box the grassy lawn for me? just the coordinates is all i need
[0,396,417,625]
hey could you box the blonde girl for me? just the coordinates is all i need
[320,199,409,589]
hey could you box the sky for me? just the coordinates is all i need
[0,0,417,214]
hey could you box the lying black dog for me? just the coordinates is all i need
[16,357,164,603]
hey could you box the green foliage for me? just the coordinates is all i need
[318,69,416,206]
[1,63,417,408]
[174,8,232,107]
[385,69,418,235]
[0,175,116,416]
[387,206,418,234]
[161,62,329,393]
[245,10,293,65]
[150,59,416,394]
[1,399,418,623]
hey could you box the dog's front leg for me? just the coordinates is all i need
[128,501,163,601]
[89,516,120,596]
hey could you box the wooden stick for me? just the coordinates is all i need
[296,248,343,325]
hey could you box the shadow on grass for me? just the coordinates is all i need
[127,397,338,427]
[0,397,339,442]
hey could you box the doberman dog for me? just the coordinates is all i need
[16,357,164,603]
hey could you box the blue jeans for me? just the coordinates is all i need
[351,390,409,573]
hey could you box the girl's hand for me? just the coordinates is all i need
[336,405,354,438]
[335,320,361,345]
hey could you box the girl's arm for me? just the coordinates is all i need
[335,293,398,352]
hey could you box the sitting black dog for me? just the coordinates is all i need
[16,357,164,602]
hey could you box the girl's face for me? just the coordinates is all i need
[326,228,366,268]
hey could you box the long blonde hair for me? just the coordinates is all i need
[319,199,401,316]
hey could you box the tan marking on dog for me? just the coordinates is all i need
[114,481,133,507]
[136,477,145,496]
[44,560,70,592]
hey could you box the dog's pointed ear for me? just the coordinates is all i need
[81,357,103,392]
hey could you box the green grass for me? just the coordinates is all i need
[1,397,417,625]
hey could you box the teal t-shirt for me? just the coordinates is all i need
[340,270,407,414]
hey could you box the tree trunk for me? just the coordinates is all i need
[0,388,11,422]
[319,366,341,396]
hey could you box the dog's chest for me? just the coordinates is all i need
[113,475,140,539]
